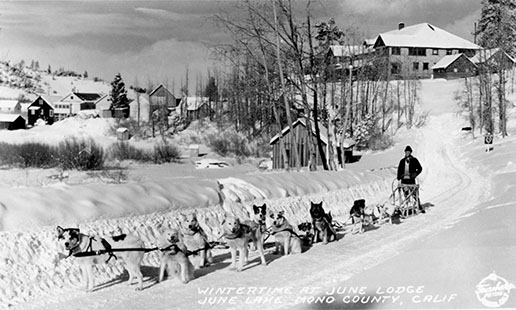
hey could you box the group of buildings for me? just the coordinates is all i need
[0,84,211,130]
[271,22,516,169]
[327,22,515,80]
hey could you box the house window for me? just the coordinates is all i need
[432,49,439,55]
[391,47,401,55]
[446,49,453,55]
[423,63,429,70]
[391,63,401,75]
[408,47,426,56]
[413,62,419,70]
[49,110,54,117]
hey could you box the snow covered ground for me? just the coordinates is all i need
[1,78,516,310]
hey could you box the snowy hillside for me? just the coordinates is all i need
[1,78,516,310]
[0,60,110,100]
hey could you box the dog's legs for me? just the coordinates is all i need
[199,249,206,268]
[243,244,249,265]
[237,248,244,272]
[133,265,143,291]
[283,236,290,255]
[82,265,94,292]
[257,239,267,266]
[126,264,135,286]
[322,230,328,245]
[229,247,237,270]
[158,258,167,283]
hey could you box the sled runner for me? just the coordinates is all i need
[390,178,421,218]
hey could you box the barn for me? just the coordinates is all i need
[269,118,328,170]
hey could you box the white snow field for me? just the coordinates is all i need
[1,78,516,310]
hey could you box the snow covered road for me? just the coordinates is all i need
[6,108,495,310]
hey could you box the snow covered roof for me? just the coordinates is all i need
[149,83,174,97]
[374,23,481,50]
[469,48,516,64]
[269,118,328,145]
[431,54,476,70]
[0,113,23,122]
[74,92,103,101]
[329,45,372,57]
[0,100,19,109]
[183,97,208,111]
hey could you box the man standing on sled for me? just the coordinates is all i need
[397,145,424,213]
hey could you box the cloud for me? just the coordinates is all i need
[134,7,187,20]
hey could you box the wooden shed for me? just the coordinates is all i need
[269,118,328,169]
[432,54,477,79]
[0,114,26,130]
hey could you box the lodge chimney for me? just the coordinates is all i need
[398,22,405,30]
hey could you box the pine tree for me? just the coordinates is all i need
[476,0,516,54]
[109,73,130,117]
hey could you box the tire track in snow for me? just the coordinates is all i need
[269,113,490,309]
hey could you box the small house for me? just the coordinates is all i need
[431,54,477,79]
[179,97,211,121]
[0,100,21,114]
[0,114,26,130]
[60,92,103,115]
[27,95,56,126]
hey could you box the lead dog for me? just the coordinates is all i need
[309,201,337,244]
[157,228,195,284]
[269,211,302,255]
[56,226,144,291]
[180,212,213,268]
[221,214,267,271]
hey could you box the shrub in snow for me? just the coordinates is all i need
[0,142,22,167]
[16,142,58,168]
[109,141,153,162]
[205,129,251,157]
[57,137,105,170]
[0,142,58,168]
[153,140,181,164]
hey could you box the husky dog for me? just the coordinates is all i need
[180,212,213,268]
[250,204,267,232]
[56,226,144,291]
[364,201,397,225]
[157,228,195,284]
[269,211,302,255]
[349,199,366,234]
[245,204,268,250]
[309,201,337,244]
[222,214,267,272]
[297,221,313,246]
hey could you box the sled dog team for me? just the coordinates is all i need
[56,200,395,291]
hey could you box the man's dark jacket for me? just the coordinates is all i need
[396,155,422,183]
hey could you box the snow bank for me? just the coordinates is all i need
[0,167,395,307]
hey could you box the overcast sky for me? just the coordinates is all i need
[0,0,482,94]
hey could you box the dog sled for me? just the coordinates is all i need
[390,178,421,218]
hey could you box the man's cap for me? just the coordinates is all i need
[405,145,412,152]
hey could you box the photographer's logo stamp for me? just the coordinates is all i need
[475,272,515,308]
